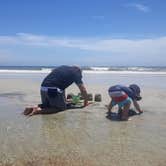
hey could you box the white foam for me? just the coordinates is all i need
[0,69,166,75]
[0,69,51,73]
[90,67,109,71]
[83,70,166,75]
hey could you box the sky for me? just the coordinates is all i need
[0,0,166,66]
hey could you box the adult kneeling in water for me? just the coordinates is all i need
[107,84,143,121]
[24,65,88,116]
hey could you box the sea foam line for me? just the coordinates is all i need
[0,69,50,73]
[0,69,166,75]
[83,70,166,75]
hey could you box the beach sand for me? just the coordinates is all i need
[0,74,166,166]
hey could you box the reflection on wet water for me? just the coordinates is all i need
[1,101,166,166]
[0,92,25,97]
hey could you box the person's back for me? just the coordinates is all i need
[109,85,135,100]
[41,65,83,90]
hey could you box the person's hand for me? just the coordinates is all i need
[84,100,88,107]
[138,110,143,115]
[106,105,112,113]
[84,100,92,107]
[66,99,72,103]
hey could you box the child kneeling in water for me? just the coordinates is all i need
[107,84,143,121]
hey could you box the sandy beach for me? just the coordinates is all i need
[0,73,166,166]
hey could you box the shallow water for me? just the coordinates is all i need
[0,99,166,166]
[0,74,166,165]
[1,72,166,89]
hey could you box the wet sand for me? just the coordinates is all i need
[0,76,166,166]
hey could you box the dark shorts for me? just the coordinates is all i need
[40,88,66,111]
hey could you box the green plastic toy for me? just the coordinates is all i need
[72,94,81,104]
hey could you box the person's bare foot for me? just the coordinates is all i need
[23,107,33,115]
[29,107,42,116]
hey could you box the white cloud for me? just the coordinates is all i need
[125,3,150,13]
[0,33,166,52]
[0,33,166,64]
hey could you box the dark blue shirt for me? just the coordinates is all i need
[41,66,83,90]
[109,85,136,100]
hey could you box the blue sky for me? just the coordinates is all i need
[0,0,166,66]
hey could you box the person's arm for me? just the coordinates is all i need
[108,100,114,113]
[133,99,143,114]
[77,84,88,107]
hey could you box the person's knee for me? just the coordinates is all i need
[57,105,66,111]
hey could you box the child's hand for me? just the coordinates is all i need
[105,105,112,114]
[138,110,143,115]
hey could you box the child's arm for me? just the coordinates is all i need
[108,100,114,113]
[133,99,143,114]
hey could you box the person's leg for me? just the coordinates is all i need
[121,102,131,121]
[31,89,67,115]
[117,97,132,121]
[56,91,66,111]
[27,90,56,116]
[48,90,67,111]
[23,90,47,116]
[118,107,123,119]
[107,99,115,113]
[40,90,49,108]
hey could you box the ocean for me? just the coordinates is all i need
[0,66,166,74]
[0,66,166,89]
